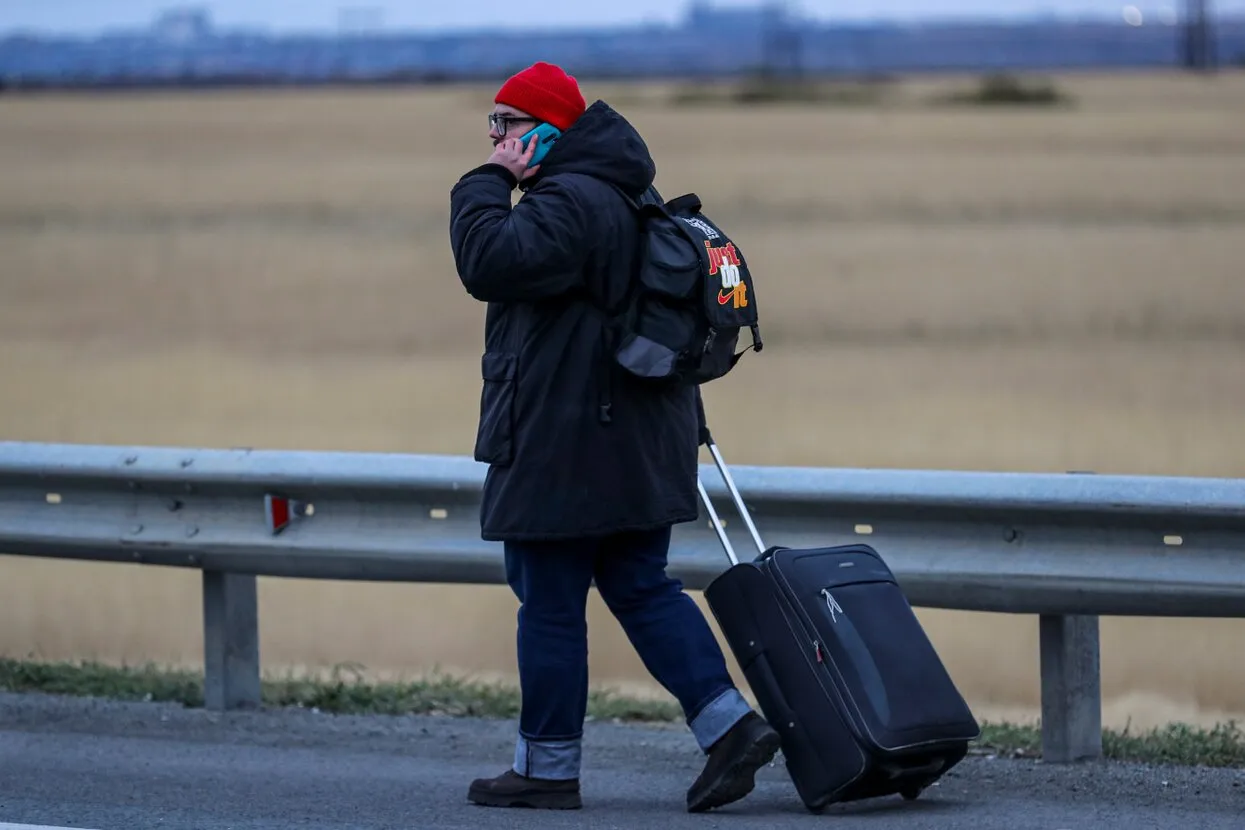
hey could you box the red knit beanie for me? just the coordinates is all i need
[494,62,586,132]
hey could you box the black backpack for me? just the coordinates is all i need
[600,185,763,388]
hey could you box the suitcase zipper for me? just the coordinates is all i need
[821,588,843,623]
[766,583,871,784]
[771,556,974,754]
[770,559,887,749]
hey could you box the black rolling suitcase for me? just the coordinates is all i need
[696,427,981,814]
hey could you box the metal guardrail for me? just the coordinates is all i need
[2,440,1243,764]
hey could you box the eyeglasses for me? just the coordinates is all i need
[489,113,537,135]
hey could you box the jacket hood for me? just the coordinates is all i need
[520,100,656,198]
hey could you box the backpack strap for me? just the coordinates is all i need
[588,182,654,423]
[665,192,701,214]
[579,181,677,423]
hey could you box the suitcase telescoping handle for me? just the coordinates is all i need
[697,423,767,567]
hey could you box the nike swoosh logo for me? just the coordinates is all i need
[718,291,733,305]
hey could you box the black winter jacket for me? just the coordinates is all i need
[449,100,703,542]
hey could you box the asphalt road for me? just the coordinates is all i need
[1,691,1242,830]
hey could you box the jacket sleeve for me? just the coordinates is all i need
[449,164,595,303]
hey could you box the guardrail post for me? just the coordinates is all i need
[1039,614,1102,763]
[202,571,261,711]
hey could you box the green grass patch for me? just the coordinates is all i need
[931,72,1073,107]
[3,657,1242,767]
[973,718,1245,769]
[0,657,682,722]
[667,72,898,108]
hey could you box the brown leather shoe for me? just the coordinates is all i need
[467,768,582,810]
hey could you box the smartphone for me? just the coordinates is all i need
[519,122,562,167]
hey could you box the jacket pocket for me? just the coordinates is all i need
[473,351,517,466]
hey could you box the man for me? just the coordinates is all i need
[448,61,781,813]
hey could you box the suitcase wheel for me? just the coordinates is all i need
[900,786,923,801]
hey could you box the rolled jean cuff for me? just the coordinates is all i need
[688,687,752,752]
[514,734,582,780]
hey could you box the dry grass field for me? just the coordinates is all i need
[2,70,1244,731]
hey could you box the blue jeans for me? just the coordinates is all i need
[504,525,753,780]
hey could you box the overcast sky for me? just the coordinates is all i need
[2,0,1239,36]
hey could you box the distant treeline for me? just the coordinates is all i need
[0,68,752,94]
[2,17,1243,94]
[0,70,492,93]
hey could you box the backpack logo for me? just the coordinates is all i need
[721,283,748,309]
[706,241,748,309]
[681,216,720,239]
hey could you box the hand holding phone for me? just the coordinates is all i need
[487,122,562,184]
[518,122,562,168]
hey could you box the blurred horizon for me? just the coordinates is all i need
[4,0,1244,38]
